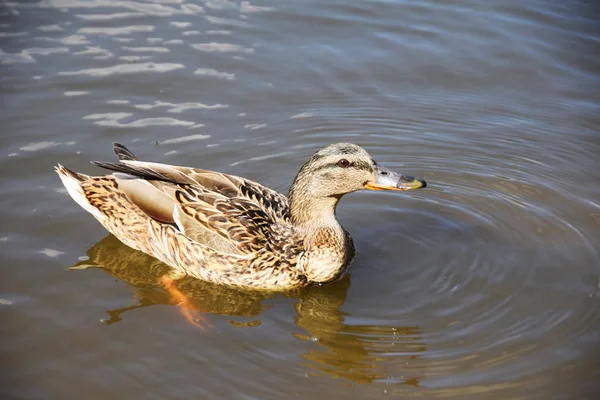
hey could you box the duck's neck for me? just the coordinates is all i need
[288,180,342,230]
[288,185,347,246]
[287,159,343,230]
[289,195,339,228]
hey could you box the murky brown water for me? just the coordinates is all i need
[1,1,599,399]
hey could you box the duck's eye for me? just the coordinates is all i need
[337,159,350,168]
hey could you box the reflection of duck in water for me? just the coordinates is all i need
[57,142,425,290]
[70,235,276,327]
[71,235,426,385]
[295,305,425,384]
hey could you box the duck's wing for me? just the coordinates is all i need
[91,144,292,255]
[99,143,290,222]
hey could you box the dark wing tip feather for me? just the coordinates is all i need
[91,160,178,183]
[113,142,137,161]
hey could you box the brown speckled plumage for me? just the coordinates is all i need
[56,142,424,290]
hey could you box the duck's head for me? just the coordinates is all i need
[288,143,426,225]
[290,142,426,197]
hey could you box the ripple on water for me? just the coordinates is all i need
[58,62,185,77]
[83,113,196,128]
[77,25,155,36]
[193,68,236,80]
[191,42,255,53]
[121,46,170,53]
[132,101,229,113]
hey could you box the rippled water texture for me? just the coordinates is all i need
[1,1,599,399]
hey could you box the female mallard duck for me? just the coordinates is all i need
[56,143,425,290]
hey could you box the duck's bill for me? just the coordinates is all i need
[364,167,426,191]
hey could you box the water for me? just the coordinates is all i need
[1,0,599,398]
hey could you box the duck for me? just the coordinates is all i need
[56,142,426,290]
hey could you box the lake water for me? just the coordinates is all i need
[1,1,599,399]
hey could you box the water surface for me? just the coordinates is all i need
[1,1,599,399]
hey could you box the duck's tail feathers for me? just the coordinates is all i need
[55,164,105,221]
